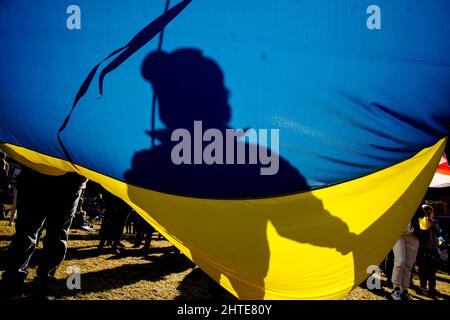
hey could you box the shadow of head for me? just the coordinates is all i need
[126,47,310,198]
[142,48,231,130]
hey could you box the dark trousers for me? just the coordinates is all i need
[98,210,129,251]
[135,228,154,250]
[383,250,394,287]
[134,217,155,250]
[417,247,438,290]
[0,189,7,219]
[3,171,83,284]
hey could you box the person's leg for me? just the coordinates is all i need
[111,241,122,255]
[0,198,6,219]
[36,183,82,284]
[134,228,143,248]
[97,214,110,251]
[417,248,427,289]
[8,189,18,226]
[2,184,47,292]
[422,249,433,290]
[8,209,16,226]
[428,250,438,293]
[97,238,106,251]
[391,237,406,289]
[117,212,129,244]
[143,231,152,253]
[384,250,394,288]
[409,262,416,289]
[110,211,122,253]
[0,184,6,219]
[125,213,133,235]
[401,233,419,290]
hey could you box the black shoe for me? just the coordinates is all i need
[416,286,428,295]
[400,290,413,301]
[0,277,26,299]
[384,280,393,289]
[141,247,151,256]
[111,246,124,256]
[32,276,60,300]
[97,244,105,253]
[428,288,440,297]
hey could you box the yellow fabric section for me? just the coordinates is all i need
[0,138,445,299]
[1,145,69,176]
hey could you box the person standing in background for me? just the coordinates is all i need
[391,207,422,300]
[417,204,441,296]
[97,192,130,255]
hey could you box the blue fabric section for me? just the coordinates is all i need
[0,0,449,197]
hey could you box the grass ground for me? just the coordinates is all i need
[0,220,449,300]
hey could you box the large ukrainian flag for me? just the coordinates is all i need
[1,1,449,299]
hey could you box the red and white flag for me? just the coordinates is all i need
[430,153,450,188]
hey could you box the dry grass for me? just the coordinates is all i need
[0,220,448,300]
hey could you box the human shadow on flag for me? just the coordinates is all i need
[124,48,359,299]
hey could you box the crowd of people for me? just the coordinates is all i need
[382,204,447,300]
